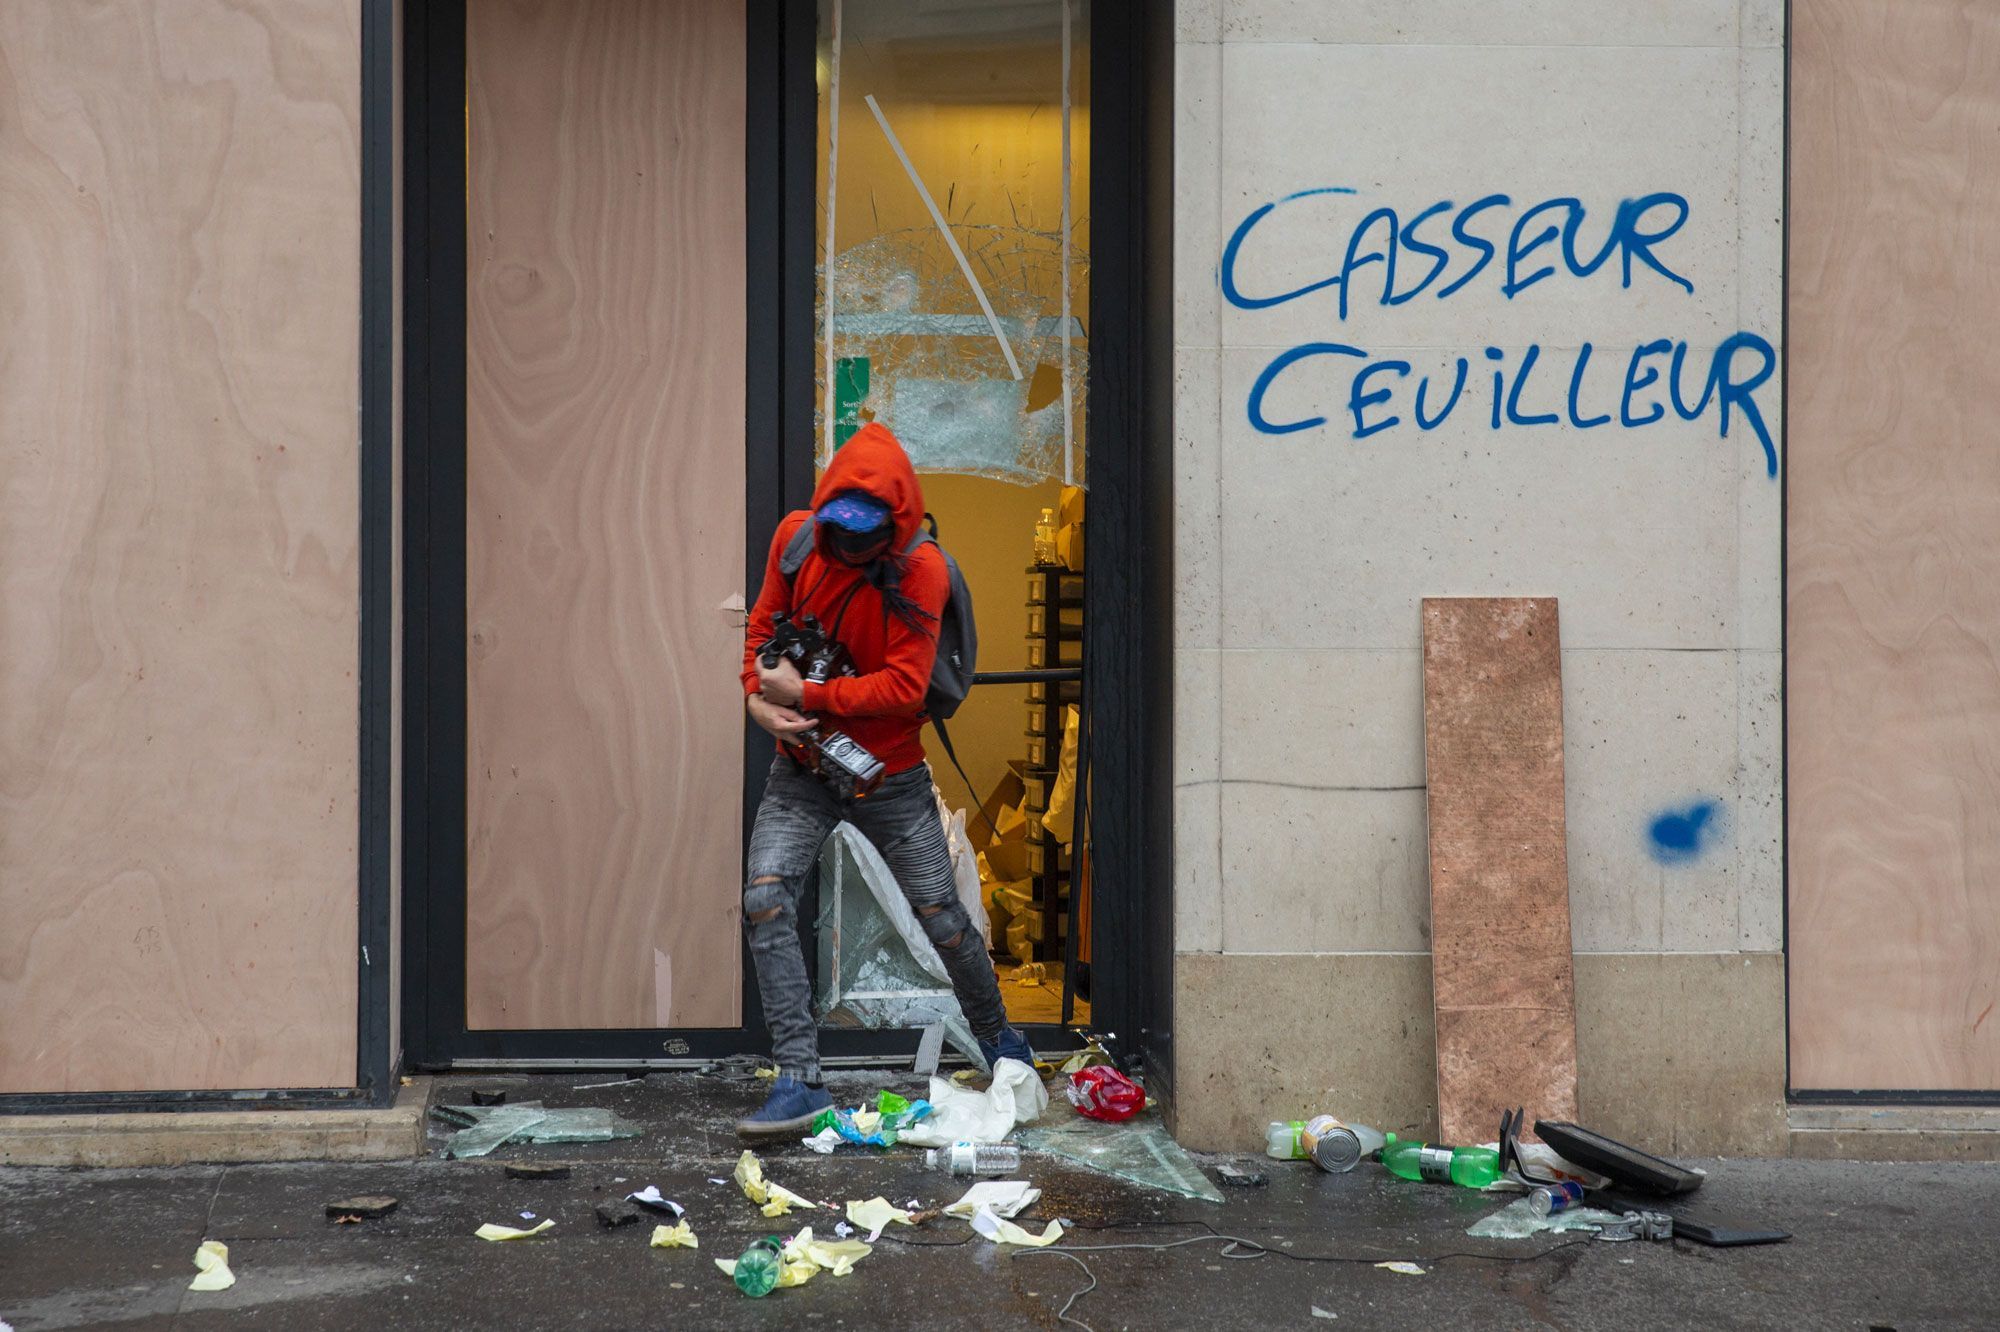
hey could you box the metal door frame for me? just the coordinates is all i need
[400,0,1174,1079]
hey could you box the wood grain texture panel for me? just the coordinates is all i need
[0,0,362,1092]
[1422,598,1579,1143]
[1788,0,2000,1091]
[465,0,745,1030]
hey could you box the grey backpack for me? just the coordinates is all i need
[780,512,978,721]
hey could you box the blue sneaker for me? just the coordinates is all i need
[734,1075,834,1139]
[978,1027,1038,1073]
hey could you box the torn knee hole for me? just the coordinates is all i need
[747,907,783,924]
[752,875,783,885]
[918,904,943,916]
[941,932,964,949]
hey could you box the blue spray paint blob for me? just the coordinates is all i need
[1647,800,1721,865]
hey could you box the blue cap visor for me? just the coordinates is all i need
[818,494,892,533]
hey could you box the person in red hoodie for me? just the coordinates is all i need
[735,423,1034,1136]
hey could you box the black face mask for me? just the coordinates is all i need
[829,524,893,566]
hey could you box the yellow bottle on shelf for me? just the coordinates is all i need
[1033,507,1058,566]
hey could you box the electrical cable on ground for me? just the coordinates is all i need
[1000,1227,1604,1332]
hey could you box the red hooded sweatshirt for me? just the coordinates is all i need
[742,423,945,776]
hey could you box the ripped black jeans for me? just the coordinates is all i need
[742,754,1008,1083]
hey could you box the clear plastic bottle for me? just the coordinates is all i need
[733,1237,784,1297]
[1266,1118,1386,1162]
[1264,1120,1305,1160]
[1033,509,1058,565]
[924,1142,1022,1176]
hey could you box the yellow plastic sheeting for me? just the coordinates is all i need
[475,1220,555,1241]
[650,1221,699,1249]
[188,1240,235,1292]
[734,1149,817,1217]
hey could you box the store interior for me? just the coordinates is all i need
[814,0,1094,1029]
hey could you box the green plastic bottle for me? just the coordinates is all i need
[1378,1132,1502,1188]
[733,1237,784,1297]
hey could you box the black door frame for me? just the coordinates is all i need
[401,0,1173,1081]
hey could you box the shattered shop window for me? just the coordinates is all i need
[815,0,1089,486]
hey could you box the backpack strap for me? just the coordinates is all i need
[778,513,819,586]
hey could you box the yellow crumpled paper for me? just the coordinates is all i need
[970,1208,1065,1247]
[475,1219,555,1241]
[650,1221,699,1249]
[734,1149,817,1218]
[845,1196,915,1241]
[713,1226,872,1289]
[189,1239,235,1291]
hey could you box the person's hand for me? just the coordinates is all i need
[757,655,805,707]
[747,692,816,739]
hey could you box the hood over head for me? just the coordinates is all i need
[811,422,926,554]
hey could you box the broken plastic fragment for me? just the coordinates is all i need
[802,1127,842,1154]
[475,1220,554,1241]
[1467,1195,1627,1241]
[943,1181,1039,1220]
[1374,1261,1426,1277]
[439,1104,549,1158]
[802,1235,872,1276]
[1312,1307,1339,1320]
[1014,1103,1223,1203]
[433,1101,641,1157]
[734,1149,817,1216]
[650,1221,699,1250]
[897,1061,1048,1148]
[814,825,986,1066]
[188,1240,235,1292]
[627,1186,684,1218]
[845,1196,915,1242]
[970,1207,1063,1247]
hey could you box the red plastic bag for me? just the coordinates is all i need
[1066,1066,1145,1122]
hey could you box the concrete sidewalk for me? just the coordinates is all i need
[1,1072,1993,1330]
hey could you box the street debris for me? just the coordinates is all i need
[594,1204,643,1230]
[325,1195,398,1221]
[430,1101,643,1158]
[1065,1065,1144,1122]
[475,1219,554,1241]
[466,1089,508,1107]
[188,1240,235,1292]
[943,1180,1039,1220]
[1216,1164,1267,1188]
[734,1148,820,1217]
[626,1185,684,1218]
[924,1142,1021,1176]
[504,1163,571,1181]
[1312,1306,1339,1319]
[1374,1261,1426,1277]
[845,1196,916,1241]
[970,1207,1064,1247]
[650,1221,699,1249]
[717,1227,873,1296]
[897,1059,1046,1147]
[1468,1194,1627,1240]
[808,1089,935,1148]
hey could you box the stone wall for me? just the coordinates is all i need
[1169,0,1786,1154]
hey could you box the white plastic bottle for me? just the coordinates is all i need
[924,1142,1021,1176]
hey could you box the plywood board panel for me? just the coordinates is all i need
[0,0,362,1092]
[1422,598,1579,1143]
[1787,0,2000,1090]
[465,0,746,1029]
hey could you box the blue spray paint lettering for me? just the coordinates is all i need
[1219,186,1778,476]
